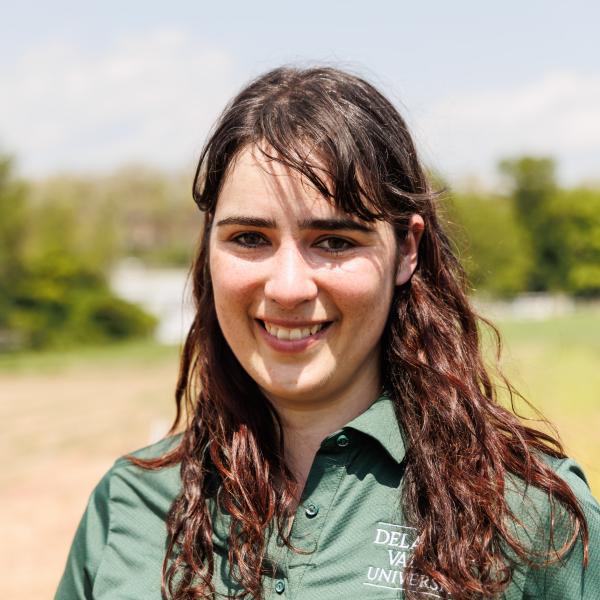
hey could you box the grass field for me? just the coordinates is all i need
[1,309,599,599]
[493,309,600,495]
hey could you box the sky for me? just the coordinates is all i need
[1,1,599,187]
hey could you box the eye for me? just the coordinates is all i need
[231,232,269,248]
[314,236,355,254]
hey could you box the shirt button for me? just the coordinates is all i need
[305,502,319,518]
[274,579,285,594]
[336,433,350,447]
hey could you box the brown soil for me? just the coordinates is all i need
[0,358,178,599]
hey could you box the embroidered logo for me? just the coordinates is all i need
[363,522,447,598]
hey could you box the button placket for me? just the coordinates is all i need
[271,441,348,597]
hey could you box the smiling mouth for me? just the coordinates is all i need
[257,320,332,341]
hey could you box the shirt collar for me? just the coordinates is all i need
[343,392,406,464]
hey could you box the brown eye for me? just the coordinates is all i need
[315,237,355,253]
[232,232,268,248]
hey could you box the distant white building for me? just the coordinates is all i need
[110,258,195,344]
[474,293,575,321]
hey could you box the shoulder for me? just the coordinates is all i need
[55,435,183,598]
[505,453,597,506]
[545,455,598,510]
[79,435,183,555]
[116,431,183,463]
[505,455,600,599]
[107,434,183,510]
[538,455,600,555]
[79,433,184,544]
[505,454,600,541]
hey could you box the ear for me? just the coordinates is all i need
[395,214,425,286]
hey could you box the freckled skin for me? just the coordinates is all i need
[208,146,418,414]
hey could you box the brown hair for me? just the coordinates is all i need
[131,66,589,599]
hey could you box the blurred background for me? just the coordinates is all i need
[1,2,599,597]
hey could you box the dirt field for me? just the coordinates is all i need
[0,350,178,599]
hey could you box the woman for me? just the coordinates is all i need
[56,66,599,599]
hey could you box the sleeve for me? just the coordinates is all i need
[523,458,600,600]
[54,468,113,599]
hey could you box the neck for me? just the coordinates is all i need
[266,372,382,497]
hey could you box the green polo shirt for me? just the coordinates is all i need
[56,395,600,599]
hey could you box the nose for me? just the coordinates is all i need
[264,244,318,309]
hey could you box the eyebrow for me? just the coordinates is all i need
[215,215,374,233]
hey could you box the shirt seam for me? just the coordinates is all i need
[90,462,117,593]
[520,456,578,596]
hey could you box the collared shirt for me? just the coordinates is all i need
[55,395,600,599]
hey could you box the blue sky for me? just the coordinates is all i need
[2,1,599,186]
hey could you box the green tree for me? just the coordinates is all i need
[28,175,119,270]
[0,156,30,347]
[545,188,600,296]
[498,157,559,290]
[444,192,532,297]
[103,166,201,266]
[0,155,157,351]
[0,156,28,269]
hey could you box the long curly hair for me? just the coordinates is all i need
[130,66,589,599]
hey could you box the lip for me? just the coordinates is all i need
[254,318,333,353]
[257,317,332,328]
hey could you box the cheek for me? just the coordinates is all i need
[325,261,395,325]
[209,252,260,341]
[210,251,257,300]
[332,258,394,301]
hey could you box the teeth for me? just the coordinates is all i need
[264,322,326,340]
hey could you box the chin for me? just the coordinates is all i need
[246,354,337,401]
[257,373,332,404]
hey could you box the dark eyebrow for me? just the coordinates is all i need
[215,215,374,233]
[299,218,374,233]
[216,216,277,228]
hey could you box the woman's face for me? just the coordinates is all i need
[209,145,421,409]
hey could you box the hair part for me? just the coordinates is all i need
[130,65,589,600]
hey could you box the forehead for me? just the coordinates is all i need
[216,145,352,220]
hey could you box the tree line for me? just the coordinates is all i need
[445,157,600,297]
[1,153,599,351]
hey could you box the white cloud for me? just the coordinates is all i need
[411,71,600,186]
[2,41,599,187]
[0,29,236,176]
